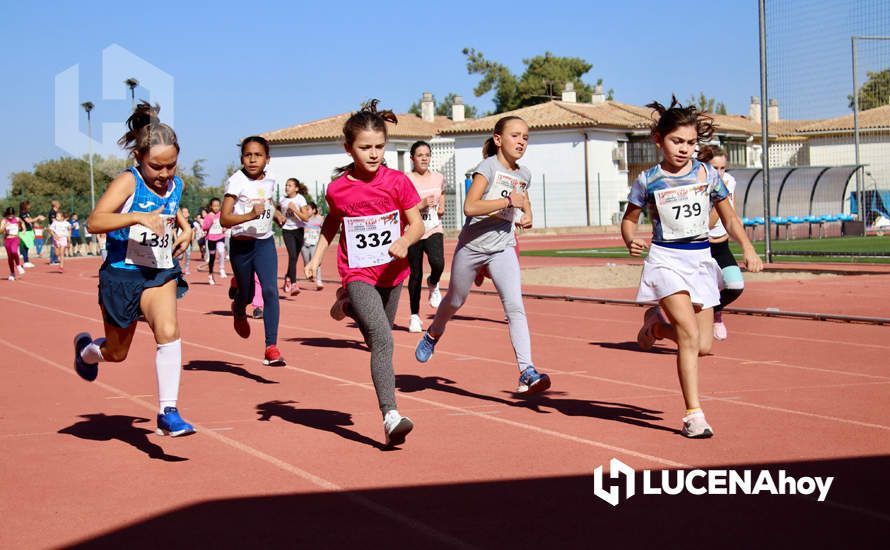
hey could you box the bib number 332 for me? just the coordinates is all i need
[344,210,400,268]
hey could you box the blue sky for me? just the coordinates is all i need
[0,0,823,195]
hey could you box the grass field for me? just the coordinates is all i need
[520,236,890,264]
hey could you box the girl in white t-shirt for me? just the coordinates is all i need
[49,211,70,273]
[221,136,287,366]
[301,202,324,290]
[279,177,311,295]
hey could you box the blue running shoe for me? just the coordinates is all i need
[156,407,196,437]
[415,332,438,363]
[517,366,551,395]
[74,332,98,382]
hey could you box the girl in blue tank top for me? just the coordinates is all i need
[72,102,196,437]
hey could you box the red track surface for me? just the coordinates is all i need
[2,235,889,548]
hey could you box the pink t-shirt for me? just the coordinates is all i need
[407,170,445,239]
[202,211,225,241]
[326,165,421,287]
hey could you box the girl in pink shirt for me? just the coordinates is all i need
[1,208,25,280]
[202,197,227,285]
[405,141,446,333]
[305,99,424,448]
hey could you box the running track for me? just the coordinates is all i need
[1,236,889,548]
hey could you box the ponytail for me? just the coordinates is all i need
[117,101,179,158]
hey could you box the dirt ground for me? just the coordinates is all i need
[442,264,838,289]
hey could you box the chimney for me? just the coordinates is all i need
[767,98,780,122]
[451,95,465,122]
[421,92,435,122]
[561,82,577,103]
[591,84,606,105]
[749,96,761,120]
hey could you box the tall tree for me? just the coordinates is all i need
[463,49,607,113]
[688,92,727,115]
[408,93,478,119]
[849,68,890,111]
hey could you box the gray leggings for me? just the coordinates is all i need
[346,281,402,416]
[301,243,321,283]
[429,244,532,372]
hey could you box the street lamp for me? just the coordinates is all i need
[124,78,139,110]
[81,102,96,212]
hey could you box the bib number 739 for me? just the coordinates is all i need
[671,203,702,219]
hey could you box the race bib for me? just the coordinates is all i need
[483,170,526,222]
[304,226,321,246]
[654,183,710,240]
[240,199,273,235]
[126,215,174,269]
[210,218,222,234]
[421,208,440,232]
[344,210,400,269]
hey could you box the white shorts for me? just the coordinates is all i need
[636,243,721,309]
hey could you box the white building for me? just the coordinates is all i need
[258,89,888,228]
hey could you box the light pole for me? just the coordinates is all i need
[851,36,890,224]
[124,78,139,110]
[81,101,96,212]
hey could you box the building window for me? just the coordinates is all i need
[724,141,747,167]
[628,140,659,164]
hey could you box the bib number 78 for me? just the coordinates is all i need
[354,230,392,249]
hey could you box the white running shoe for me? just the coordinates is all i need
[383,410,414,447]
[713,321,728,341]
[7,275,15,281]
[208,275,216,286]
[408,314,423,333]
[16,265,25,275]
[428,282,442,308]
[681,410,714,439]
[219,272,227,279]
[23,262,35,268]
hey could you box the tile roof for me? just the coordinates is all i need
[262,113,455,144]
[795,105,890,133]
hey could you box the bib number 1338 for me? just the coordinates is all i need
[126,215,174,269]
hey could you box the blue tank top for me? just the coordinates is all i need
[107,167,183,270]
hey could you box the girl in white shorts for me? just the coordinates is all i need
[622,96,762,439]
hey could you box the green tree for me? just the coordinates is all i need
[688,92,727,115]
[408,93,478,119]
[849,68,890,111]
[462,49,608,113]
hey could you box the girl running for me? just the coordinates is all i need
[72,102,195,437]
[202,198,227,285]
[406,140,446,333]
[301,202,324,290]
[49,211,70,272]
[414,116,552,396]
[305,100,424,447]
[280,177,311,295]
[18,201,41,268]
[622,97,762,438]
[220,136,287,366]
[699,145,744,341]
[1,207,25,280]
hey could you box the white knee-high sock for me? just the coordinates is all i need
[80,338,106,364]
[156,339,182,412]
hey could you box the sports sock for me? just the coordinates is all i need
[157,339,182,412]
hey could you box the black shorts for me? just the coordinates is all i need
[98,261,188,328]
[709,239,738,270]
